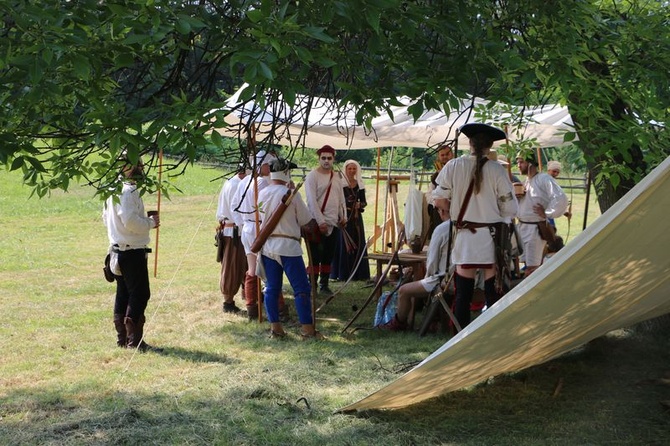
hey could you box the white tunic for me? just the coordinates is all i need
[517,172,569,266]
[231,174,270,253]
[304,169,346,235]
[257,184,312,260]
[517,172,569,222]
[420,219,453,291]
[216,173,244,237]
[102,182,156,249]
[433,155,517,265]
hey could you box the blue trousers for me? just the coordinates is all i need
[261,255,312,324]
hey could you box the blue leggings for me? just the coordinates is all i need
[261,255,313,324]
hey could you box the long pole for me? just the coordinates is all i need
[373,147,381,253]
[582,170,592,231]
[153,146,163,278]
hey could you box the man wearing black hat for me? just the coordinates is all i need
[433,123,518,329]
[515,151,569,276]
[304,145,346,295]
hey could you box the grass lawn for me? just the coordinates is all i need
[0,164,668,445]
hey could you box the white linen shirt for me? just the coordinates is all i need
[419,219,453,291]
[231,174,269,238]
[216,173,244,236]
[517,172,569,222]
[433,155,518,265]
[102,182,155,249]
[257,184,312,258]
[304,169,346,235]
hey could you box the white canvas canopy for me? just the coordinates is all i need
[220,84,576,150]
[340,156,670,412]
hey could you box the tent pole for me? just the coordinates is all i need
[583,170,592,231]
[373,147,381,253]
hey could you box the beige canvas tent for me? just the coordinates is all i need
[220,84,575,150]
[340,156,670,412]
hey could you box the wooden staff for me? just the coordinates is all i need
[153,146,163,278]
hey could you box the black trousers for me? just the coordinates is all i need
[114,248,151,321]
[308,228,339,278]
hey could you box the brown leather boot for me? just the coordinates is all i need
[125,316,163,352]
[244,273,260,321]
[113,313,126,347]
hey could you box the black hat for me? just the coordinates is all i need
[458,123,506,141]
[269,158,297,172]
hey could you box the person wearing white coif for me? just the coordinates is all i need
[547,160,562,179]
[257,159,323,339]
[330,159,371,282]
[304,145,346,295]
[433,123,518,329]
[103,154,162,352]
[515,152,569,276]
[231,150,282,320]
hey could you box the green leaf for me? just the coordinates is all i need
[246,9,264,24]
[258,61,274,80]
[10,156,24,171]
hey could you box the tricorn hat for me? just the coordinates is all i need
[459,123,506,141]
[269,158,298,172]
[269,158,297,182]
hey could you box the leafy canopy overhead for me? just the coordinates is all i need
[1,0,668,210]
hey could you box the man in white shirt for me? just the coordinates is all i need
[304,145,346,295]
[231,150,277,320]
[102,155,162,351]
[380,214,452,331]
[433,123,518,329]
[515,152,569,276]
[257,159,323,339]
[216,163,248,314]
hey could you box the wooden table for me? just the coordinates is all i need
[367,251,427,297]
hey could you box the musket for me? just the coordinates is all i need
[250,182,303,254]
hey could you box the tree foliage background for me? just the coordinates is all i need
[1,0,668,211]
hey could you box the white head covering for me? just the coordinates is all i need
[343,159,365,190]
[249,150,277,170]
[547,160,562,171]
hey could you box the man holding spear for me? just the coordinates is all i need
[252,159,323,339]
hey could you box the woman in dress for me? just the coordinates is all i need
[330,159,371,282]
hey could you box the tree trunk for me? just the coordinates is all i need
[567,62,647,214]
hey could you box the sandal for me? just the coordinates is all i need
[300,330,325,341]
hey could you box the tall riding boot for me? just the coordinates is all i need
[454,273,476,329]
[125,315,162,352]
[245,273,259,321]
[124,316,138,348]
[113,313,126,347]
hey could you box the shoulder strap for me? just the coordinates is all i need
[320,170,334,213]
[456,158,488,227]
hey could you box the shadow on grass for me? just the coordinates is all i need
[148,346,238,364]
[350,329,670,445]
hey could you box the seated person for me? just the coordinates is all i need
[380,211,452,332]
